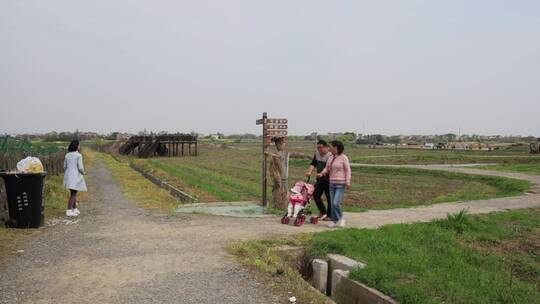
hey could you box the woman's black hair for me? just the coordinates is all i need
[317,139,328,147]
[330,140,344,154]
[68,140,80,152]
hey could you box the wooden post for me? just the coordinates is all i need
[262,112,268,207]
[257,114,288,208]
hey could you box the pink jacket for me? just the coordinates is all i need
[321,154,351,186]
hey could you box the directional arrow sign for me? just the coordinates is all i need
[265,130,288,136]
[256,118,265,125]
[263,124,288,130]
[266,118,287,124]
[265,129,288,134]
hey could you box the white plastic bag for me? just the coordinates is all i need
[16,157,44,173]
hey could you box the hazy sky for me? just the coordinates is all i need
[1,1,539,136]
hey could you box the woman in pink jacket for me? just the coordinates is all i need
[317,140,351,228]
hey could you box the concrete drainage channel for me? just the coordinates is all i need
[129,163,198,203]
[308,254,398,304]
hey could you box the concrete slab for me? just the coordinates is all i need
[331,269,349,299]
[334,275,398,304]
[328,254,366,272]
[311,259,328,294]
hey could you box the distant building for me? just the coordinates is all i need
[115,133,131,140]
[208,133,224,140]
[304,132,318,141]
[424,142,435,149]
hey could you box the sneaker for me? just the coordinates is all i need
[337,218,346,228]
[327,222,337,228]
[73,208,81,216]
[66,209,76,217]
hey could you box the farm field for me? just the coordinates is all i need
[130,142,533,211]
[205,140,540,164]
[314,144,538,165]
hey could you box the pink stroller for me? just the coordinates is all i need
[281,179,318,226]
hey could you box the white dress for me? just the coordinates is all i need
[63,151,87,192]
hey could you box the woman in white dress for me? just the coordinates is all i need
[63,140,87,217]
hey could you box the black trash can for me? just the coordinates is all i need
[0,172,47,228]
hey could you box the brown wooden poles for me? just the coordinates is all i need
[118,134,198,158]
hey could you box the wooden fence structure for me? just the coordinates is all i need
[0,151,65,176]
[118,134,198,158]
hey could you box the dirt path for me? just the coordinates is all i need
[0,160,305,304]
[1,162,539,303]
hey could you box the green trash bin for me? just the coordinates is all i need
[0,172,47,228]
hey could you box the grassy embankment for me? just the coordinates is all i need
[231,209,540,304]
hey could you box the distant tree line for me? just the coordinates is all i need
[17,131,114,142]
[9,131,539,145]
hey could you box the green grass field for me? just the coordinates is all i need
[308,209,540,304]
[131,144,532,211]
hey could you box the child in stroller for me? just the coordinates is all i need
[281,179,318,226]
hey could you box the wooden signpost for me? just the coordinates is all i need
[256,112,288,207]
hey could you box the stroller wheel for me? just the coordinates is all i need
[294,215,306,227]
[310,216,319,224]
[281,216,290,225]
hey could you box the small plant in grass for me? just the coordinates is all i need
[442,209,470,234]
